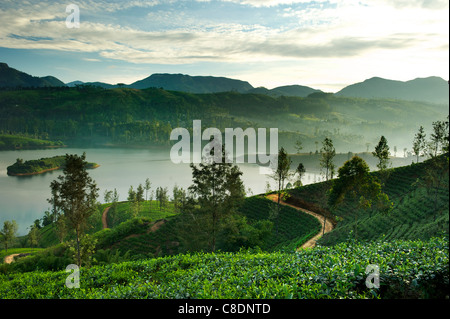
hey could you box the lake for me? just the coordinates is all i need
[0,147,324,235]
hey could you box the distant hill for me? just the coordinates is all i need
[335,76,449,104]
[247,84,322,97]
[128,73,254,93]
[0,63,66,88]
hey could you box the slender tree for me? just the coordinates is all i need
[320,137,336,181]
[48,153,99,267]
[430,120,447,157]
[372,136,390,171]
[144,178,152,201]
[412,126,426,163]
[0,220,18,253]
[294,163,306,188]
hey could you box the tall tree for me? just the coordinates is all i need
[270,147,291,234]
[328,156,392,239]
[0,220,18,253]
[412,126,426,163]
[28,224,41,251]
[156,186,169,211]
[144,178,152,201]
[294,163,306,188]
[272,147,292,206]
[320,137,336,181]
[294,139,303,154]
[430,120,447,157]
[372,136,390,171]
[48,153,99,267]
[188,142,246,252]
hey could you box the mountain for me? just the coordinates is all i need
[66,80,84,87]
[128,73,253,93]
[247,84,322,97]
[0,63,66,88]
[335,76,449,104]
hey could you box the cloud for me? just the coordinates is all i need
[0,0,447,68]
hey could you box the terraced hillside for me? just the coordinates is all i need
[287,156,449,246]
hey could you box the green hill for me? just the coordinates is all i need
[287,155,449,246]
[0,63,66,88]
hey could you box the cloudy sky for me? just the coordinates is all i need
[0,0,448,91]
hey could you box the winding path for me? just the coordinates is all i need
[3,253,20,264]
[266,194,333,249]
[102,206,111,229]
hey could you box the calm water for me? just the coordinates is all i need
[0,147,324,235]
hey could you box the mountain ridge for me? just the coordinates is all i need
[1,62,448,102]
[336,76,449,104]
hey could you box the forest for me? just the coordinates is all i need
[0,86,447,153]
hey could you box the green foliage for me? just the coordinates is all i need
[0,134,63,150]
[0,236,447,299]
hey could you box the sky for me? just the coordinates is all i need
[0,0,448,92]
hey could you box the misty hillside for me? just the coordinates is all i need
[0,63,66,88]
[335,76,449,104]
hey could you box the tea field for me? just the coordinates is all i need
[0,236,447,299]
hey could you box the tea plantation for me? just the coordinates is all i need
[0,236,447,299]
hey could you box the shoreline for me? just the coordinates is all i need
[7,163,100,176]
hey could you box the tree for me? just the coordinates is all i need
[187,142,246,252]
[412,126,426,163]
[320,137,336,181]
[328,156,392,239]
[430,120,447,157]
[156,186,169,211]
[294,163,306,188]
[55,214,67,243]
[0,220,18,252]
[270,147,291,234]
[136,183,145,213]
[372,136,390,171]
[104,189,113,204]
[48,153,99,267]
[144,178,151,201]
[172,184,187,213]
[294,139,303,154]
[28,225,41,251]
[127,186,136,202]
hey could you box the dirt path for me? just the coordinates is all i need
[3,253,20,264]
[102,206,111,229]
[266,194,333,249]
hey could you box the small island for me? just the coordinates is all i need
[7,155,99,176]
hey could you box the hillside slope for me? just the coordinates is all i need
[0,63,66,88]
[288,155,449,246]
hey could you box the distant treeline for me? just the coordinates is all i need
[0,86,447,152]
